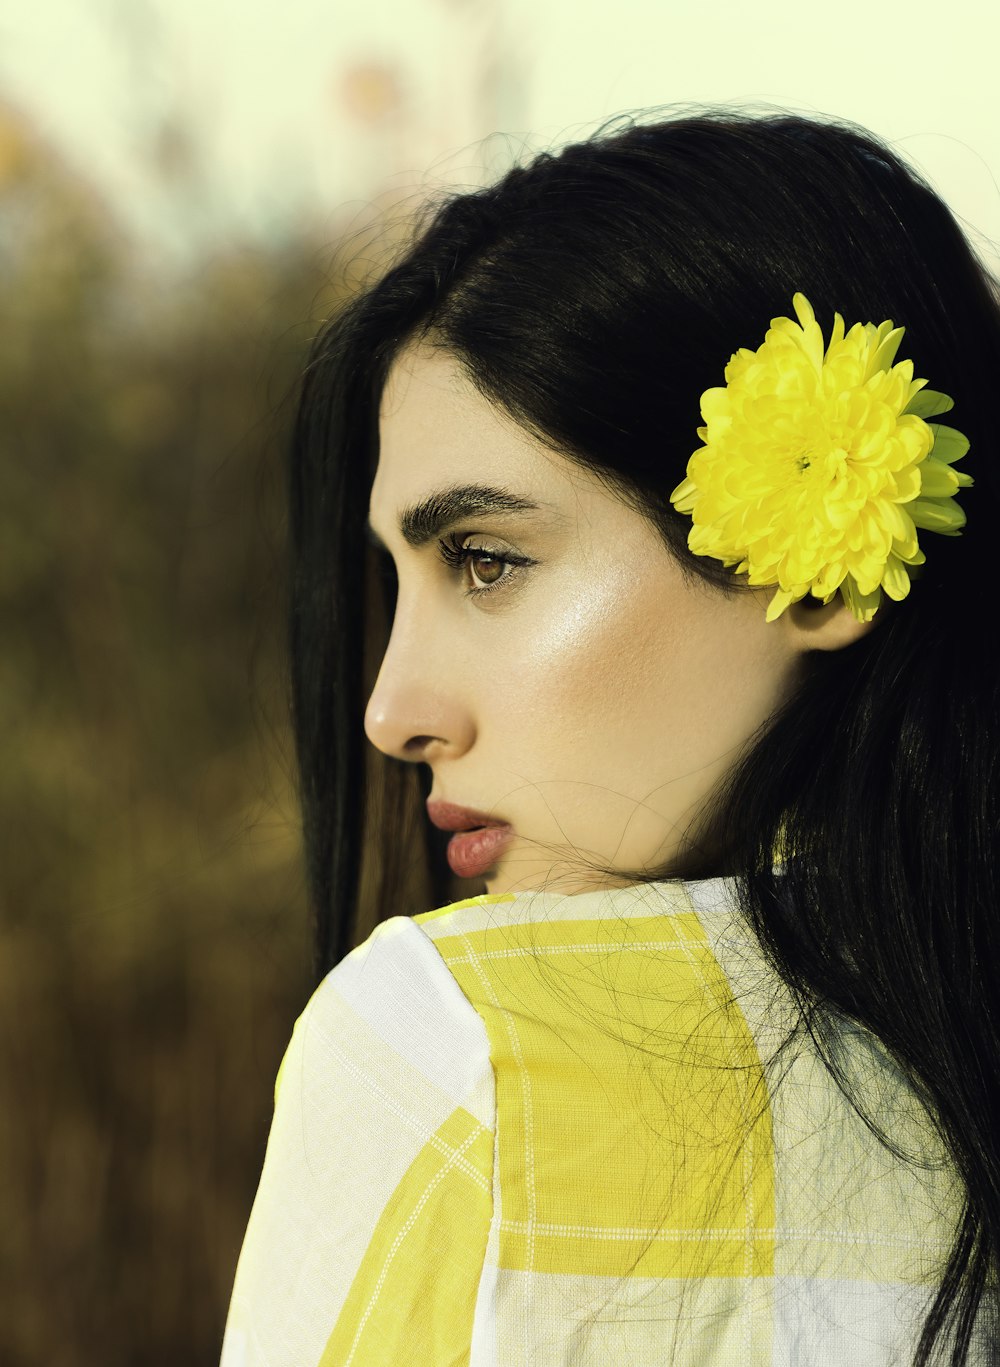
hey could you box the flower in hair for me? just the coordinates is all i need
[668,292,972,622]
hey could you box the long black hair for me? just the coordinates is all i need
[287,109,1000,1363]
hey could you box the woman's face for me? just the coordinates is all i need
[365,343,806,895]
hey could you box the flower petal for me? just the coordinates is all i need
[928,424,971,465]
[908,498,967,532]
[841,577,882,622]
[671,294,971,624]
[905,388,954,419]
[669,475,698,509]
[765,586,796,622]
[867,324,905,377]
[881,556,912,601]
[919,462,960,498]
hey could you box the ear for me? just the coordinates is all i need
[779,593,881,652]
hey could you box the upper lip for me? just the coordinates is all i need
[426,800,511,833]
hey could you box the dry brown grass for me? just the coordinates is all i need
[0,123,364,1364]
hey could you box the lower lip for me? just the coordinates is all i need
[445,825,513,879]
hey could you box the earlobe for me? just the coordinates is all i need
[782,594,881,652]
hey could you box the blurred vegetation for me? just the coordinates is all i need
[0,97,389,1364]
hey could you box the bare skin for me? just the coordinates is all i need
[365,342,875,896]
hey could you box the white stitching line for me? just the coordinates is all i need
[341,1126,483,1366]
[668,890,756,1358]
[496,1219,952,1249]
[422,904,743,933]
[457,925,537,1366]
[672,900,757,1359]
[314,1036,491,1196]
[440,940,711,964]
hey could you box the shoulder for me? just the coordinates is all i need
[220,909,500,1367]
[409,879,745,1016]
[276,910,495,1121]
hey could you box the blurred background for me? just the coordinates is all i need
[1,0,998,1362]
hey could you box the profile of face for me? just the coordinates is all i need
[366,343,871,896]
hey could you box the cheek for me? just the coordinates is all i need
[484,563,790,784]
[484,562,696,764]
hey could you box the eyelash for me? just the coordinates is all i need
[436,533,533,597]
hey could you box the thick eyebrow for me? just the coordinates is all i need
[366,483,548,552]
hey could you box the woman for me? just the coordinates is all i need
[220,110,999,1365]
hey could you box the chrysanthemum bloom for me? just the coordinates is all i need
[669,293,973,622]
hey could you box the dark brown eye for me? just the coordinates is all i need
[469,553,505,588]
[436,534,533,597]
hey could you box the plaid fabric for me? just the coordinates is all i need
[220,876,968,1366]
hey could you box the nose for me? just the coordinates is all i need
[363,598,475,763]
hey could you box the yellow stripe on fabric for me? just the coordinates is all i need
[433,911,775,1281]
[416,891,517,923]
[319,1105,492,1367]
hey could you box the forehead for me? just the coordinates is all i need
[372,343,569,512]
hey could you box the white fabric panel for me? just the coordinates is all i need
[329,915,494,1125]
[771,1275,933,1366]
[220,915,494,1367]
[487,1268,774,1366]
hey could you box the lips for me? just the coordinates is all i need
[425,800,510,834]
[426,800,513,878]
[442,824,513,879]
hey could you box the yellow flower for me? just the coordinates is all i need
[668,292,973,623]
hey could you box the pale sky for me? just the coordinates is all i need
[2,0,999,269]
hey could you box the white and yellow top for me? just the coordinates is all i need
[219,875,965,1366]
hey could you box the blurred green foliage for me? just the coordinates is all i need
[0,103,371,1364]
